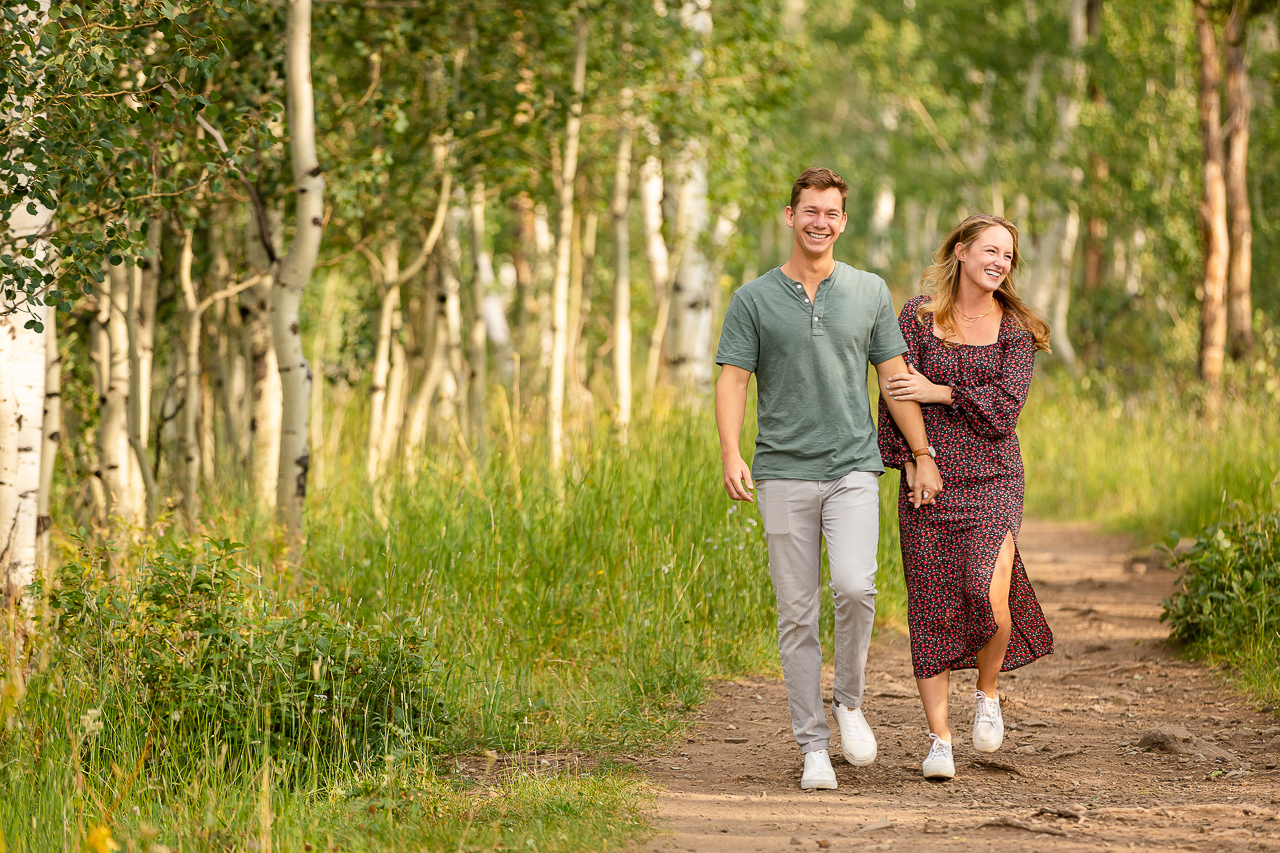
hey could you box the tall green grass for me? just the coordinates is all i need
[1020,365,1280,537]
[6,355,1275,851]
[0,397,905,852]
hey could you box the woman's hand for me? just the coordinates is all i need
[884,364,952,405]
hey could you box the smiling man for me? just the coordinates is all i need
[715,167,943,790]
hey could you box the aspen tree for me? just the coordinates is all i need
[272,0,326,536]
[548,5,589,481]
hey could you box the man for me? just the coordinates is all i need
[715,167,943,790]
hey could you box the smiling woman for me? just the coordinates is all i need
[878,213,1054,782]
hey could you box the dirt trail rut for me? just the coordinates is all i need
[630,520,1280,853]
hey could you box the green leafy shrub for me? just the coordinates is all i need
[1162,502,1280,672]
[34,538,450,774]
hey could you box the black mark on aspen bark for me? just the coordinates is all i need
[290,322,299,335]
[308,165,322,177]
[311,217,322,227]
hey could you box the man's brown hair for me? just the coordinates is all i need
[789,167,849,213]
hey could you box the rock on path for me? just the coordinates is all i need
[628,520,1280,853]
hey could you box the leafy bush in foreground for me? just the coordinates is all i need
[29,538,449,774]
[1162,501,1280,671]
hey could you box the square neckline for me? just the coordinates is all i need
[923,302,1008,349]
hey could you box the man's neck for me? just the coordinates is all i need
[780,252,836,292]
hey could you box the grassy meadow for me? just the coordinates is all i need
[3,358,1277,852]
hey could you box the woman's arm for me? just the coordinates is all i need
[950,333,1036,439]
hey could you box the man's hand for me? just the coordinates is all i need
[910,456,943,509]
[715,364,755,502]
[723,455,755,502]
[884,363,952,406]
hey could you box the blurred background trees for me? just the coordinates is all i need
[2,0,1279,585]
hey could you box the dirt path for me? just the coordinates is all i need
[630,520,1280,853]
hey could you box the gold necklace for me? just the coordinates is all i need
[956,301,996,323]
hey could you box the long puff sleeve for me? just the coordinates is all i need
[950,329,1035,440]
[876,300,923,469]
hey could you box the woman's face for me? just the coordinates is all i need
[955,225,1015,294]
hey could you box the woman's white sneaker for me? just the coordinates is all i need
[972,689,1004,753]
[832,701,877,766]
[921,733,955,780]
[800,749,838,790]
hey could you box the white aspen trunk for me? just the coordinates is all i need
[102,264,142,526]
[366,238,401,480]
[1125,229,1147,296]
[469,180,493,451]
[208,210,243,468]
[246,282,281,510]
[533,202,555,370]
[440,206,468,435]
[1195,0,1230,393]
[125,259,158,526]
[567,207,597,406]
[199,354,215,489]
[0,305,46,605]
[868,182,896,271]
[667,147,713,389]
[548,7,588,480]
[1224,0,1253,359]
[178,228,203,516]
[703,205,740,320]
[244,205,282,507]
[611,109,635,440]
[367,170,452,477]
[405,312,448,472]
[131,221,160,501]
[639,156,670,301]
[640,154,683,391]
[272,0,324,534]
[3,0,52,600]
[1052,204,1080,366]
[375,326,407,475]
[36,306,59,576]
[0,324,14,602]
[309,266,340,489]
[89,294,110,524]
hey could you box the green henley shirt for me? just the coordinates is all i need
[715,262,907,481]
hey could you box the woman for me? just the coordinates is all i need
[877,213,1053,781]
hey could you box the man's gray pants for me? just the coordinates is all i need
[756,470,880,754]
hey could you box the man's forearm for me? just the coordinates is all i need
[715,377,749,460]
[885,396,930,452]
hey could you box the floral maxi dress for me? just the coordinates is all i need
[878,295,1053,679]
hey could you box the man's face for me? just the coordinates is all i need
[785,187,847,257]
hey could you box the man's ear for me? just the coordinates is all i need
[783,206,794,227]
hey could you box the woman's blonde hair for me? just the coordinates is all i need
[915,213,1051,352]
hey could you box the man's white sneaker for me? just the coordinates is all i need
[972,689,1004,753]
[921,733,955,780]
[832,701,877,766]
[800,749,838,790]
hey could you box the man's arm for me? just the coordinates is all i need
[874,355,943,508]
[715,364,755,502]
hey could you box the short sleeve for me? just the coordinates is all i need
[868,279,909,366]
[715,288,759,373]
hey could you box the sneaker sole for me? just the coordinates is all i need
[841,749,877,767]
[800,778,838,790]
[922,768,955,781]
